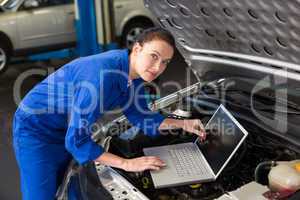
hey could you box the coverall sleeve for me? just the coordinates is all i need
[65,84,103,165]
[123,83,165,137]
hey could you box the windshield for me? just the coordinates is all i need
[1,0,19,10]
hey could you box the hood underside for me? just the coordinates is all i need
[144,0,300,79]
[144,0,300,144]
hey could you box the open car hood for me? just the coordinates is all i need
[144,0,300,144]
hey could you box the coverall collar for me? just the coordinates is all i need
[118,49,144,93]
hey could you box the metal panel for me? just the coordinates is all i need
[144,0,300,71]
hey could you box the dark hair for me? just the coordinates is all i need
[135,27,176,49]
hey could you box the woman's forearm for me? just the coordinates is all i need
[94,152,127,170]
[94,151,166,172]
[158,118,184,130]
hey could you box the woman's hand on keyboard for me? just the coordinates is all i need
[122,156,166,172]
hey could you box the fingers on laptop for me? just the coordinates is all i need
[195,129,207,142]
[195,119,206,141]
[144,156,166,171]
[183,119,206,140]
[127,156,166,171]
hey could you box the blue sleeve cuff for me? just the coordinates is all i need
[140,112,166,137]
[70,141,104,165]
[87,142,104,163]
[65,127,104,165]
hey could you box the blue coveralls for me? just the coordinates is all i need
[13,49,165,200]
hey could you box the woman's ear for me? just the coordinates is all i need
[132,42,142,55]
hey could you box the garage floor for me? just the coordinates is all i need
[0,50,195,199]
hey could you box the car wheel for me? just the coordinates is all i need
[122,22,153,49]
[0,43,9,74]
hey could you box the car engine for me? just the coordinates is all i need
[101,77,300,200]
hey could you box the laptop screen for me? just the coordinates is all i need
[195,105,248,176]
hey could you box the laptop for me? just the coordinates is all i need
[143,104,248,188]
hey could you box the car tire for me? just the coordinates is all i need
[0,42,10,75]
[122,22,153,49]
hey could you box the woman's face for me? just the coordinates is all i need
[131,39,174,82]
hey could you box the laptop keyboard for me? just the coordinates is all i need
[169,146,209,177]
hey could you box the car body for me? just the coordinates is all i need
[0,0,76,73]
[0,0,156,73]
[113,0,156,47]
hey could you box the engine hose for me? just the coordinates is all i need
[254,161,277,185]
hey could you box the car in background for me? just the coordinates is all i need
[0,0,156,74]
[114,0,155,48]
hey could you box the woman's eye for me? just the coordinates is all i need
[151,54,159,60]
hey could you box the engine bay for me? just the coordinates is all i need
[101,77,300,200]
[110,131,299,200]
